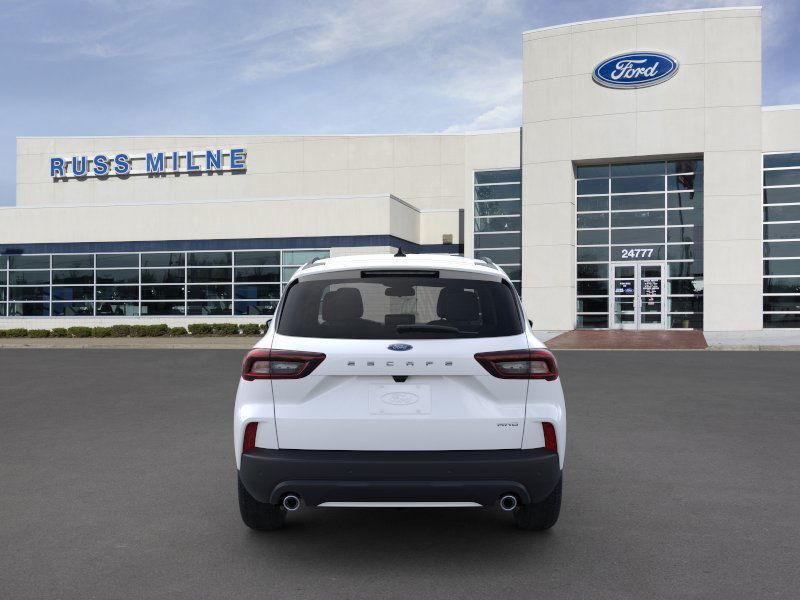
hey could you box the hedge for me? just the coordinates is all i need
[0,322,266,338]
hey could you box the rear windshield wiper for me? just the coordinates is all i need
[395,324,478,336]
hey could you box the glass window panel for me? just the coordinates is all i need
[53,286,94,301]
[282,267,299,281]
[577,264,607,279]
[8,302,49,316]
[187,251,231,266]
[96,302,139,316]
[577,246,609,262]
[95,286,138,301]
[10,287,50,301]
[234,284,281,300]
[667,160,702,174]
[140,302,185,316]
[0,288,4,301]
[577,213,608,228]
[187,267,231,283]
[474,170,520,184]
[141,268,185,283]
[0,300,5,312]
[576,165,608,179]
[52,302,93,317]
[501,265,521,280]
[667,245,694,261]
[763,296,800,312]
[9,255,49,269]
[764,241,800,258]
[9,270,50,285]
[611,162,664,177]
[96,269,138,284]
[577,281,608,295]
[764,277,800,294]
[667,209,697,226]
[474,184,521,200]
[577,230,608,245]
[187,301,232,316]
[0,255,6,269]
[611,228,664,244]
[52,254,93,269]
[96,254,138,268]
[577,196,608,212]
[764,314,800,328]
[763,187,800,204]
[764,170,800,187]
[474,216,521,232]
[667,174,700,191]
[577,314,608,328]
[668,262,696,277]
[764,259,800,276]
[611,194,664,210]
[282,250,330,265]
[668,279,702,295]
[669,297,702,312]
[232,251,280,266]
[764,205,800,222]
[667,191,702,209]
[611,210,664,228]
[667,227,694,243]
[764,223,800,240]
[141,253,185,267]
[670,314,703,329]
[474,249,521,264]
[474,200,521,217]
[52,270,93,284]
[141,285,185,300]
[576,179,607,195]
[764,153,800,169]
[474,232,521,248]
[577,298,608,312]
[611,246,665,261]
[235,300,278,316]
[234,266,281,283]
[187,284,232,300]
[0,272,5,286]
[611,176,663,194]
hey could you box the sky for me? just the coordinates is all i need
[1,0,798,206]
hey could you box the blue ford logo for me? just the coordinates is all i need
[593,52,678,89]
[388,343,413,351]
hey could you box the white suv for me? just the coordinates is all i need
[234,252,565,531]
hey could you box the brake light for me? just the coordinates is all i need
[242,349,326,381]
[474,349,558,380]
[243,422,258,452]
[542,422,557,452]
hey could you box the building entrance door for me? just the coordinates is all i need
[610,262,666,330]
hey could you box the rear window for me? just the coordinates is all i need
[277,275,523,339]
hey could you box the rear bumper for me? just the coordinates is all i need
[238,448,561,507]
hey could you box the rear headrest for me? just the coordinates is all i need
[436,289,480,322]
[321,288,364,321]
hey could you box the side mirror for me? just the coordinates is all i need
[528,319,534,329]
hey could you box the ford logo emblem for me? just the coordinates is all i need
[388,343,413,351]
[593,52,678,89]
[381,392,419,405]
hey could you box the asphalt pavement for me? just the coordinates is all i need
[0,349,798,599]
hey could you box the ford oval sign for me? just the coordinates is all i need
[593,52,678,89]
[388,343,413,351]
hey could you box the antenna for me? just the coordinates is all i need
[394,246,407,257]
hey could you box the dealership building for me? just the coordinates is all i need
[2,6,800,331]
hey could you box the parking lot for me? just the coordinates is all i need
[1,349,798,599]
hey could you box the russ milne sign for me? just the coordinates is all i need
[50,148,246,179]
[592,52,678,89]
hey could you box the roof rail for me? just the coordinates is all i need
[476,257,500,271]
[298,256,323,272]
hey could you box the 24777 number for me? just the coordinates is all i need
[620,248,655,259]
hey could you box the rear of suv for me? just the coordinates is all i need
[234,253,565,531]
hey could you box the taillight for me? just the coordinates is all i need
[474,349,558,381]
[542,422,557,452]
[243,422,258,452]
[242,349,325,381]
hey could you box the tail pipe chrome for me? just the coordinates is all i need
[282,494,301,511]
[499,494,518,512]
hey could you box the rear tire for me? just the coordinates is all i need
[238,475,286,531]
[513,475,562,531]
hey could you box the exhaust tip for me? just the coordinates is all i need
[499,494,518,512]
[282,494,301,511]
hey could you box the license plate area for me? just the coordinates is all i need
[368,384,431,415]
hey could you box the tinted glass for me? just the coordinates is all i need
[96,302,138,316]
[234,284,281,299]
[577,281,608,295]
[763,188,800,204]
[611,194,664,210]
[96,269,138,284]
[10,287,50,301]
[187,267,231,283]
[764,314,800,327]
[9,255,48,269]
[474,216,521,232]
[96,254,138,268]
[764,278,800,294]
[8,302,49,316]
[667,227,695,243]
[140,302,185,316]
[764,223,800,240]
[577,213,608,228]
[278,277,522,339]
[611,228,664,244]
[474,200,521,217]
[235,301,278,316]
[234,267,280,282]
[52,270,93,284]
[764,259,800,276]
[611,176,663,194]
[187,301,232,315]
[763,241,800,258]
[52,286,94,301]
[474,249,521,264]
[667,209,697,225]
[667,245,694,261]
[283,250,330,265]
[577,197,608,212]
[668,262,695,277]
[576,179,608,195]
[576,314,608,328]
[141,285,185,300]
[667,174,700,191]
[667,192,702,209]
[611,210,664,227]
[51,302,93,316]
[577,247,608,262]
[577,264,608,279]
[9,271,50,285]
[667,160,702,174]
[141,268,185,283]
[611,162,664,176]
[577,298,608,312]
[474,233,521,249]
[188,252,231,266]
[575,165,608,178]
[474,170,520,184]
[95,286,138,300]
[52,254,93,269]
[474,184,521,200]
[764,170,800,186]
[577,230,608,245]
[763,296,800,312]
[141,253,185,267]
[187,285,232,300]
[764,153,800,168]
[764,205,800,222]
[234,251,280,266]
